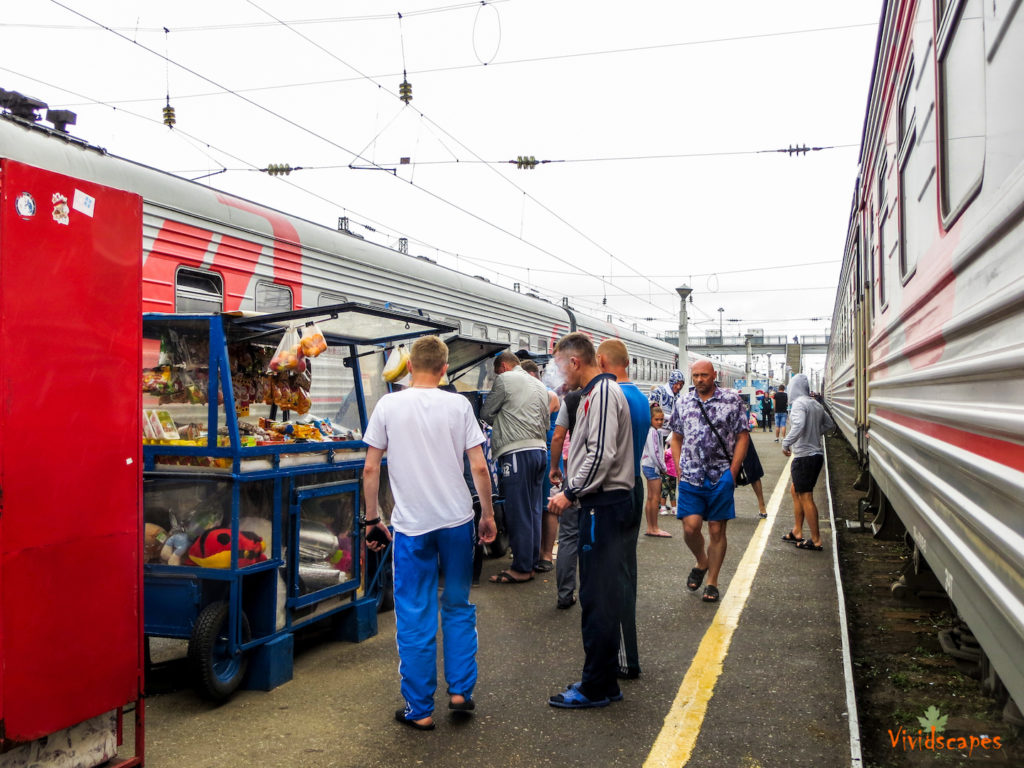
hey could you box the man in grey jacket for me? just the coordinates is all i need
[547,333,634,709]
[481,351,551,582]
[781,373,835,551]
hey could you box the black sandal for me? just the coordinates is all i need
[781,532,805,544]
[795,539,823,551]
[702,585,720,602]
[686,566,708,591]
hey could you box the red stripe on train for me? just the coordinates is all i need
[874,408,1024,473]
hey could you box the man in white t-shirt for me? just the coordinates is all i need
[362,336,497,731]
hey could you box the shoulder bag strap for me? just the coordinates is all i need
[695,396,733,463]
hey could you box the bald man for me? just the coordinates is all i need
[667,360,750,603]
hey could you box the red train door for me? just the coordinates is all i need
[0,160,143,743]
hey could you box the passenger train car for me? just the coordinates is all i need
[825,0,1024,713]
[0,102,750,395]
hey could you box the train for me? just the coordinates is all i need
[824,0,1023,716]
[0,95,746,397]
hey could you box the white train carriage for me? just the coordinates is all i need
[826,0,1024,711]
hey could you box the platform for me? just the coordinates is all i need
[137,431,855,767]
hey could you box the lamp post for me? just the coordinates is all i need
[677,285,693,388]
[767,352,773,384]
[717,307,724,338]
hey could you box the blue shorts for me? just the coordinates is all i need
[677,472,736,522]
[775,413,788,428]
[641,465,661,481]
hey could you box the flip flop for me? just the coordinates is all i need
[448,697,476,712]
[781,532,805,544]
[795,539,824,551]
[643,531,673,538]
[395,709,435,730]
[489,570,533,584]
[702,585,720,602]
[534,559,554,572]
[686,566,708,591]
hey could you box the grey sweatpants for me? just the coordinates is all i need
[556,504,580,602]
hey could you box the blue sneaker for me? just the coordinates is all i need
[548,684,610,709]
[570,681,623,702]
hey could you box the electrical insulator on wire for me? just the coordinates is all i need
[162,102,176,128]
[399,78,413,104]
[516,155,538,170]
[265,163,292,176]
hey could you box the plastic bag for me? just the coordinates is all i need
[268,326,305,373]
[382,345,410,383]
[299,322,328,358]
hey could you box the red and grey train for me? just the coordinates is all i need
[0,97,748,395]
[825,0,1024,713]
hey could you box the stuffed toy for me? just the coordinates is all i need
[145,523,167,563]
[160,531,192,566]
[187,528,267,568]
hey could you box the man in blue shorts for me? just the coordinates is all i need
[773,384,789,442]
[668,360,749,603]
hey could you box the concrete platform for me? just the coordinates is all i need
[138,431,853,768]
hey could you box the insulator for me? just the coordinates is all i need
[162,104,176,127]
[399,79,413,104]
[266,163,292,176]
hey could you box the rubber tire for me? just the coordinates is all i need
[188,601,251,701]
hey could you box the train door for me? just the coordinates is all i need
[854,225,870,458]
[0,160,143,749]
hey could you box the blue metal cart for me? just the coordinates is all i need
[141,304,456,699]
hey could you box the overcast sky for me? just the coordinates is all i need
[1,0,881,373]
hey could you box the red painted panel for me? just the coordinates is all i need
[217,194,303,305]
[0,160,142,740]
[142,220,215,312]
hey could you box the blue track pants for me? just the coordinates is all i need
[393,520,478,720]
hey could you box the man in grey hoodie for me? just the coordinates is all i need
[781,373,835,551]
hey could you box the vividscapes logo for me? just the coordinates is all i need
[888,706,1002,757]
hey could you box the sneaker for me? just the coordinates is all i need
[557,595,576,609]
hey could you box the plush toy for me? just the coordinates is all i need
[160,531,192,566]
[144,523,167,563]
[187,528,267,568]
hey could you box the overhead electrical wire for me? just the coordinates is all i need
[242,0,672,328]
[44,0,668,333]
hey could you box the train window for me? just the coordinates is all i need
[318,292,347,306]
[175,268,223,313]
[876,149,887,208]
[473,324,489,340]
[937,0,985,223]
[877,210,888,310]
[518,334,530,350]
[897,61,924,282]
[497,329,511,344]
[255,281,293,312]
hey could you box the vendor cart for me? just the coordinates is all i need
[141,304,455,700]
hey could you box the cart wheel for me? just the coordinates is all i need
[188,601,251,701]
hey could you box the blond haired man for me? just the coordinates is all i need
[362,336,497,730]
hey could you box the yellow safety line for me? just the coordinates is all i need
[644,457,793,768]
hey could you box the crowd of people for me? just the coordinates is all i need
[361,334,834,727]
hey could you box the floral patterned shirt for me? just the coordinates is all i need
[668,386,749,486]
